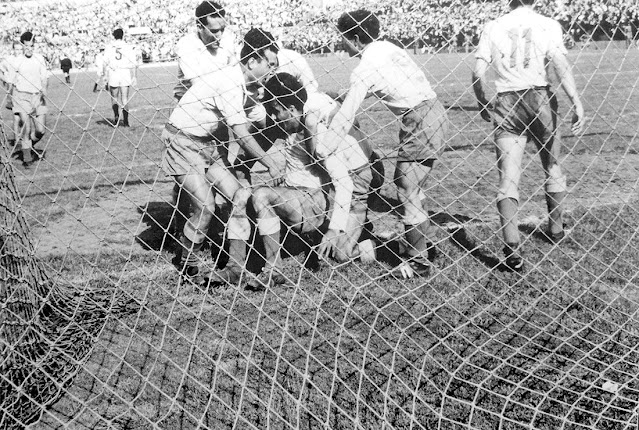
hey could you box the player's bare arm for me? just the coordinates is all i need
[325,82,367,153]
[549,52,584,134]
[231,122,284,184]
[472,58,492,122]
[317,154,355,261]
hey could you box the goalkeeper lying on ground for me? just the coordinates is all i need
[204,72,378,291]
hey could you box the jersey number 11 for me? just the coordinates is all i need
[508,28,532,69]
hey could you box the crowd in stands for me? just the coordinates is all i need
[1,0,637,68]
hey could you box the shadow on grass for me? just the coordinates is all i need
[450,227,501,269]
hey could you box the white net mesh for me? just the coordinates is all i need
[2,0,639,429]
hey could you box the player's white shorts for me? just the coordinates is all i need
[107,68,134,87]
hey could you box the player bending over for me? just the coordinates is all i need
[327,10,449,279]
[206,72,375,291]
[160,28,283,282]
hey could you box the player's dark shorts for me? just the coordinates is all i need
[161,123,229,176]
[61,66,71,73]
[290,187,330,234]
[398,97,448,162]
[493,86,558,144]
[12,91,47,116]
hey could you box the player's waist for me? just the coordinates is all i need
[497,85,550,96]
[396,97,439,116]
[165,123,215,143]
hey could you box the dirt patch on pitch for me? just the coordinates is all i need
[34,181,174,257]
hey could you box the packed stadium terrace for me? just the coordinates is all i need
[0,0,638,66]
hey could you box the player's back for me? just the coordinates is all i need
[476,7,564,92]
[356,41,436,112]
[105,40,139,70]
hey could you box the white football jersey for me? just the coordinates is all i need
[475,7,566,92]
[104,40,140,72]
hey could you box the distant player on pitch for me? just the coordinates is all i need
[472,0,584,272]
[5,31,49,169]
[103,28,141,127]
[161,28,283,282]
[326,10,449,279]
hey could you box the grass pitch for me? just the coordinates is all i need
[2,46,639,429]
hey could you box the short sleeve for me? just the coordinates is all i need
[474,22,493,63]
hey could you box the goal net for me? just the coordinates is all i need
[1,0,639,428]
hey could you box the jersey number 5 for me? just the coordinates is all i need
[115,48,123,60]
[508,28,531,68]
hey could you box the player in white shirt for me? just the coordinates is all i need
[170,1,238,244]
[173,0,238,101]
[161,28,283,282]
[103,28,141,127]
[472,0,584,272]
[207,72,374,290]
[327,10,449,279]
[92,48,105,92]
[6,32,49,168]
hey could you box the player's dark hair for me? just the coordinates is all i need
[263,73,308,115]
[113,28,124,40]
[195,1,225,27]
[509,0,534,7]
[240,28,279,65]
[20,31,34,44]
[337,10,379,44]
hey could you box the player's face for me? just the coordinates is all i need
[341,35,360,57]
[21,39,35,58]
[246,49,278,85]
[271,102,303,134]
[198,16,225,49]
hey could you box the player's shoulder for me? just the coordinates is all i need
[198,63,242,91]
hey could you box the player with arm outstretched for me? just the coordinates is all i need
[161,28,283,283]
[103,28,141,127]
[472,0,584,272]
[326,10,449,279]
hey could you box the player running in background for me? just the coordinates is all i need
[207,72,375,290]
[472,0,584,272]
[103,28,141,127]
[5,31,49,169]
[161,28,283,282]
[326,10,449,279]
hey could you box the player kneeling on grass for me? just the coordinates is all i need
[327,10,449,279]
[205,72,376,291]
[160,29,283,283]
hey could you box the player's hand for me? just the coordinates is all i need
[571,104,585,135]
[318,229,342,260]
[395,261,415,279]
[478,102,492,122]
[268,166,285,186]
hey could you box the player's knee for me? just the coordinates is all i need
[497,181,519,203]
[545,165,567,194]
[183,220,207,244]
[402,204,429,226]
[250,187,273,214]
[232,187,252,207]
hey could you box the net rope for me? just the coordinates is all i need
[1,0,639,428]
